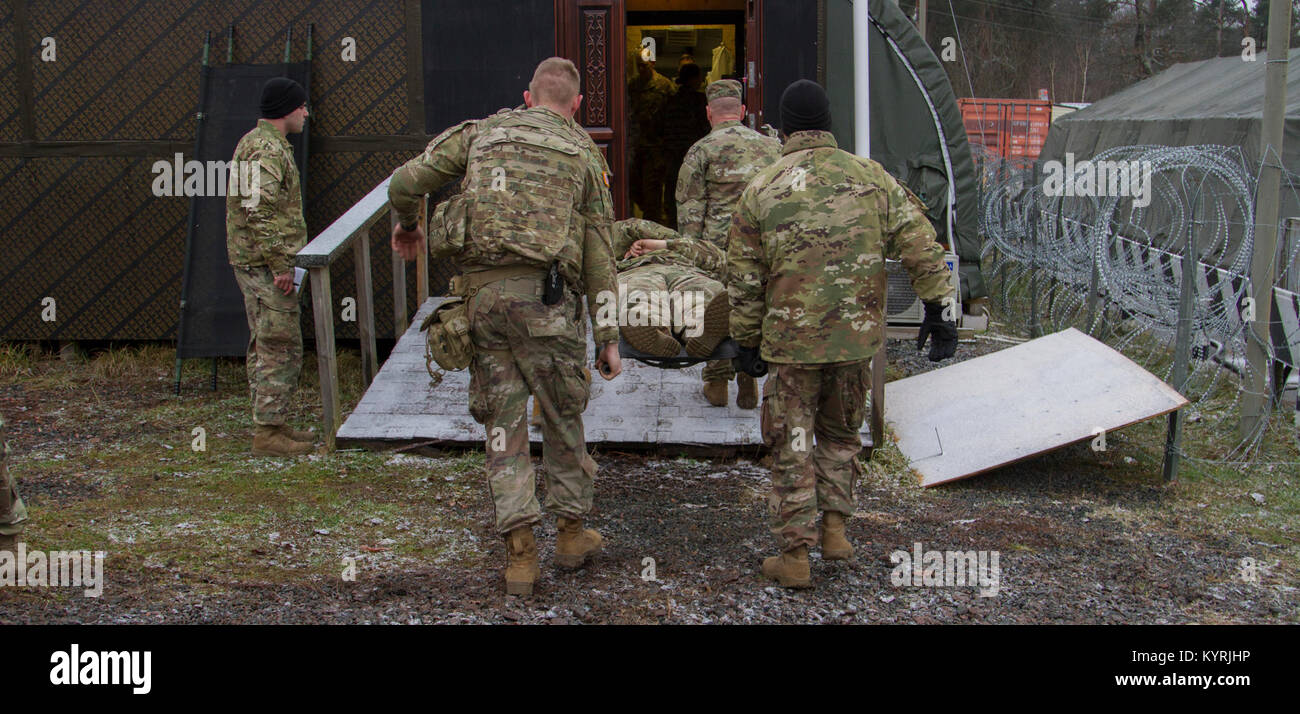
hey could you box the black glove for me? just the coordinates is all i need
[733,345,768,378]
[916,300,958,362]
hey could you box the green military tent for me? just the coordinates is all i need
[819,0,985,301]
[1042,49,1300,172]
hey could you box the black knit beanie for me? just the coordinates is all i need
[779,79,831,134]
[260,77,308,119]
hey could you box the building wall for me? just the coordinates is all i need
[0,0,516,341]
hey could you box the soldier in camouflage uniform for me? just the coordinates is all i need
[0,413,27,552]
[226,77,316,457]
[676,79,781,409]
[660,63,710,229]
[389,58,622,597]
[728,80,957,588]
[613,218,730,358]
[627,51,676,225]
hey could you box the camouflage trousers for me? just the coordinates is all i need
[618,263,721,340]
[466,274,596,535]
[617,263,733,382]
[0,415,27,538]
[663,147,688,229]
[629,145,667,224]
[761,360,869,551]
[233,265,303,426]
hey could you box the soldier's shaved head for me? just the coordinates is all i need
[529,57,581,107]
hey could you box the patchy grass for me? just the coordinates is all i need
[1,341,487,601]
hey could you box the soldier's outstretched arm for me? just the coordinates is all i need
[669,236,726,277]
[726,188,767,348]
[883,175,954,304]
[245,149,297,277]
[581,165,621,350]
[675,146,707,242]
[388,120,478,230]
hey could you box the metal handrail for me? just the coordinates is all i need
[296,176,428,450]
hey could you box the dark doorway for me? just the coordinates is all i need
[625,9,747,227]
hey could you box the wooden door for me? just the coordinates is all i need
[555,0,628,218]
[744,0,762,128]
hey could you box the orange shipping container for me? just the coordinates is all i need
[959,98,1052,161]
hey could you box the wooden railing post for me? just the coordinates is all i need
[297,177,395,451]
[354,232,378,386]
[309,266,340,452]
[416,195,430,305]
[391,209,408,335]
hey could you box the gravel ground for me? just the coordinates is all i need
[2,337,1296,624]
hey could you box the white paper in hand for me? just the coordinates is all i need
[293,267,307,294]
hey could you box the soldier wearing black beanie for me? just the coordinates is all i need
[261,77,308,120]
[779,79,832,134]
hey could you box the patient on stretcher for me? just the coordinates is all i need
[609,219,732,359]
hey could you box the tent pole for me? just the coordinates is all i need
[1242,0,1292,439]
[852,0,870,159]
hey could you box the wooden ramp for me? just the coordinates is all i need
[338,299,875,451]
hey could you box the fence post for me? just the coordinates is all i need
[1162,189,1200,482]
[1028,161,1043,338]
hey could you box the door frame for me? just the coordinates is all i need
[555,0,628,218]
[557,0,763,219]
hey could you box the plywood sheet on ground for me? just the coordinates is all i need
[884,328,1189,487]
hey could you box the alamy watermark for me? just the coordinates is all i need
[151,153,261,207]
[50,644,151,694]
[890,542,1001,597]
[1042,152,1153,208]
[594,287,707,338]
[0,544,104,597]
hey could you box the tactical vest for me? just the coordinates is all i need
[460,111,589,286]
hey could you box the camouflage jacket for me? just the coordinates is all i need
[226,119,308,276]
[676,120,781,248]
[388,106,619,344]
[727,130,954,364]
[613,218,725,279]
[628,69,676,148]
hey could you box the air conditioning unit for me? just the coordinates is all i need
[885,254,960,325]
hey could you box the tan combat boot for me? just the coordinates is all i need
[684,292,730,358]
[702,379,728,406]
[284,425,317,443]
[252,425,314,456]
[736,373,758,410]
[821,512,853,560]
[623,325,681,357]
[504,527,540,596]
[761,545,812,588]
[555,516,603,569]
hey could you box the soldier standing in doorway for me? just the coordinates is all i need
[627,48,676,225]
[661,62,710,230]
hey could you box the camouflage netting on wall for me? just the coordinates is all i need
[0,0,435,340]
